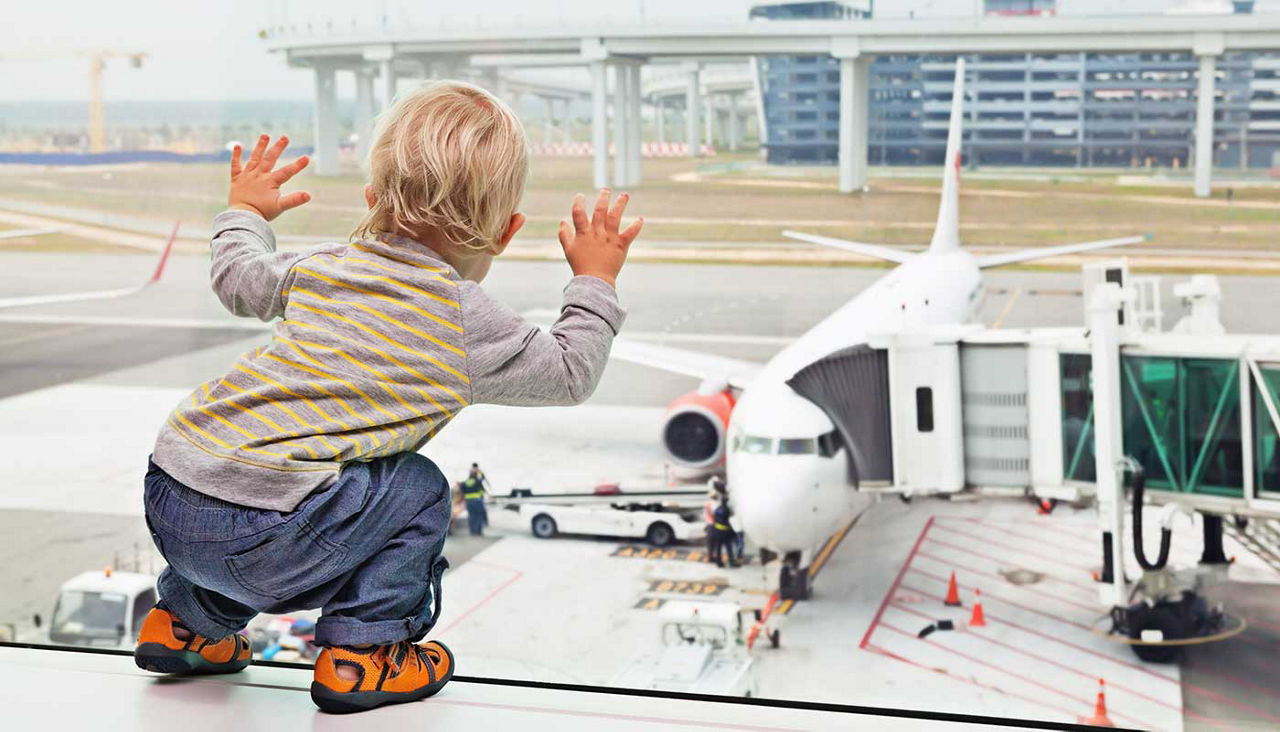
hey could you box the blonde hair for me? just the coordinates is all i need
[354,80,529,251]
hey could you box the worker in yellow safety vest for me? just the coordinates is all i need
[462,463,489,536]
[709,496,739,568]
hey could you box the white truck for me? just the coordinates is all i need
[499,501,706,546]
[612,601,757,697]
[39,569,158,651]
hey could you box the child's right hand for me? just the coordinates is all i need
[558,189,642,288]
[228,134,311,222]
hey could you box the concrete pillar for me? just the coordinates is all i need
[703,98,714,148]
[613,65,628,188]
[686,65,701,157]
[379,59,396,110]
[1194,52,1218,198]
[355,69,376,169]
[591,61,608,190]
[312,64,340,177]
[838,56,870,193]
[627,64,643,186]
[542,97,554,144]
[727,95,740,152]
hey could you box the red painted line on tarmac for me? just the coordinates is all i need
[888,601,1193,719]
[914,549,1100,614]
[897,580,1175,682]
[862,641,1085,722]
[435,562,524,636]
[898,582,1280,724]
[940,516,1099,544]
[877,622,1151,727]
[925,535,1096,593]
[930,523,1097,573]
[904,568,1093,631]
[859,516,933,650]
[936,517,1093,556]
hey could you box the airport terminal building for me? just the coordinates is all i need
[755,0,1280,168]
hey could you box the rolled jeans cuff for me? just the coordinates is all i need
[157,571,243,641]
[315,614,426,647]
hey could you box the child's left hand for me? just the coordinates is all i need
[228,134,311,221]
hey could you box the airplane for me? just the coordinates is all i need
[0,221,179,309]
[607,59,1147,599]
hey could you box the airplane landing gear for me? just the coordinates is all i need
[779,551,810,600]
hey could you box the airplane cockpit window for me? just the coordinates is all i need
[738,436,774,454]
[777,438,817,455]
[817,430,843,458]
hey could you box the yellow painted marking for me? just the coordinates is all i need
[991,286,1023,329]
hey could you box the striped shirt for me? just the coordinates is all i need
[152,210,625,511]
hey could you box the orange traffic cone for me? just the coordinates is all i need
[1079,678,1115,727]
[944,571,962,606]
[968,589,986,627]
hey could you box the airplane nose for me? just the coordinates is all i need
[729,457,807,548]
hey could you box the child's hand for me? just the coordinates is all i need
[558,189,642,288]
[228,134,311,221]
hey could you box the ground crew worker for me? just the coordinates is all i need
[462,463,489,536]
[710,497,739,568]
[704,476,726,562]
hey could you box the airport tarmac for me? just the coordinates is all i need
[2,250,1280,728]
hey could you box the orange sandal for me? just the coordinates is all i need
[134,606,251,675]
[311,640,454,714]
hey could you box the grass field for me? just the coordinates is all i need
[2,153,1280,252]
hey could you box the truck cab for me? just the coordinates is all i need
[46,569,157,650]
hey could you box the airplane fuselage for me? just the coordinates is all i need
[726,249,983,561]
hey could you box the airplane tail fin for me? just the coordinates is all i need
[928,58,965,256]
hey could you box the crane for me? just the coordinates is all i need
[0,49,147,153]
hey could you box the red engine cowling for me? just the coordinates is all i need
[661,389,735,476]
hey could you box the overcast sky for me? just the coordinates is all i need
[0,0,1243,102]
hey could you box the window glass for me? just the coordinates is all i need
[131,588,156,636]
[1060,353,1096,482]
[777,438,816,455]
[739,436,773,454]
[915,387,934,432]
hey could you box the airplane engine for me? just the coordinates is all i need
[661,389,735,477]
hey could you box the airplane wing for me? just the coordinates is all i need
[0,221,179,310]
[975,235,1149,269]
[610,337,763,390]
[0,226,66,241]
[781,230,915,264]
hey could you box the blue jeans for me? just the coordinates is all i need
[143,453,451,647]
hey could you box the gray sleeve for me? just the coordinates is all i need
[209,209,335,322]
[461,275,626,407]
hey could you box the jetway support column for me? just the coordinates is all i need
[627,64,642,186]
[836,44,869,194]
[590,60,609,190]
[312,63,340,177]
[613,65,629,189]
[355,69,376,169]
[1193,35,1223,198]
[727,93,740,152]
[656,99,666,144]
[1090,282,1131,608]
[685,63,701,157]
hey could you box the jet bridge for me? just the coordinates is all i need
[854,264,1280,525]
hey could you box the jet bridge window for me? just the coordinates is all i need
[1060,354,1096,482]
[1120,356,1243,497]
[777,438,817,455]
[1251,364,1280,498]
